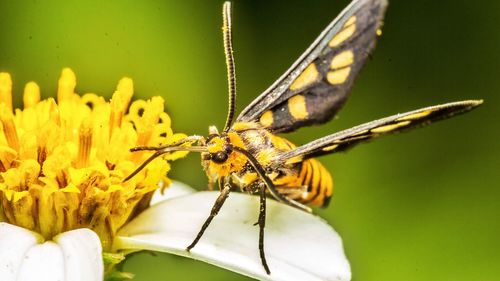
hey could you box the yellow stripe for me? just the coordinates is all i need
[285,155,303,165]
[322,144,339,152]
[396,110,432,121]
[310,160,321,199]
[314,162,333,206]
[304,161,314,189]
[298,162,308,186]
[322,164,333,197]
[231,122,260,131]
[371,121,411,133]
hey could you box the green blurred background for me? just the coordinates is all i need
[0,0,498,280]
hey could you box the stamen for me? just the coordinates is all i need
[57,68,76,103]
[0,104,20,151]
[45,98,61,126]
[137,97,164,145]
[0,146,17,172]
[23,82,41,108]
[77,120,93,168]
[117,77,133,108]
[37,146,47,166]
[0,68,181,247]
[0,72,13,111]
[109,77,133,135]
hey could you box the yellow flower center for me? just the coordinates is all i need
[0,68,187,250]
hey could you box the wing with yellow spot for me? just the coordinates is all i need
[276,100,483,162]
[236,0,388,133]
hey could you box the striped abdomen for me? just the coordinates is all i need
[295,158,333,207]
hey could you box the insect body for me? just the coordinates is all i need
[202,123,333,209]
[125,0,482,275]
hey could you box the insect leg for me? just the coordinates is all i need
[232,146,312,213]
[186,181,232,252]
[123,144,207,182]
[257,182,271,275]
[130,135,205,152]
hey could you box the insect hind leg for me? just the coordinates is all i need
[257,182,271,274]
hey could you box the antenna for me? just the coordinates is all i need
[222,1,237,132]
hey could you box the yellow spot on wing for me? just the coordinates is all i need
[371,121,411,133]
[376,29,383,36]
[329,24,356,47]
[330,50,354,70]
[231,122,260,131]
[344,16,356,27]
[396,110,432,121]
[290,63,319,91]
[288,94,308,120]
[322,144,339,152]
[351,129,369,136]
[285,156,303,165]
[327,67,351,85]
[260,110,274,127]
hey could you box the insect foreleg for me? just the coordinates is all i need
[124,135,207,182]
[130,135,205,152]
[186,182,233,252]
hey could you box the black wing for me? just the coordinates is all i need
[236,0,388,133]
[276,100,483,163]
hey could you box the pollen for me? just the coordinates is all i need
[0,68,186,250]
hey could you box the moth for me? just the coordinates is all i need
[125,0,482,275]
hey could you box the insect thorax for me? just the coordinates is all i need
[201,122,300,191]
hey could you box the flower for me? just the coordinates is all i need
[0,69,351,281]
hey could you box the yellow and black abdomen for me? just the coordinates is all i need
[295,158,333,207]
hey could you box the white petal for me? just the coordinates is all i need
[116,191,351,281]
[150,180,196,205]
[53,229,104,281]
[17,241,65,281]
[0,223,43,281]
[0,223,103,281]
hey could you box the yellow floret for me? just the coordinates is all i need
[0,68,186,249]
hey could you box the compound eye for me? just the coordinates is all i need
[211,151,228,163]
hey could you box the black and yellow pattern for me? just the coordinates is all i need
[277,100,482,163]
[238,0,388,133]
[126,0,483,275]
[232,123,334,208]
